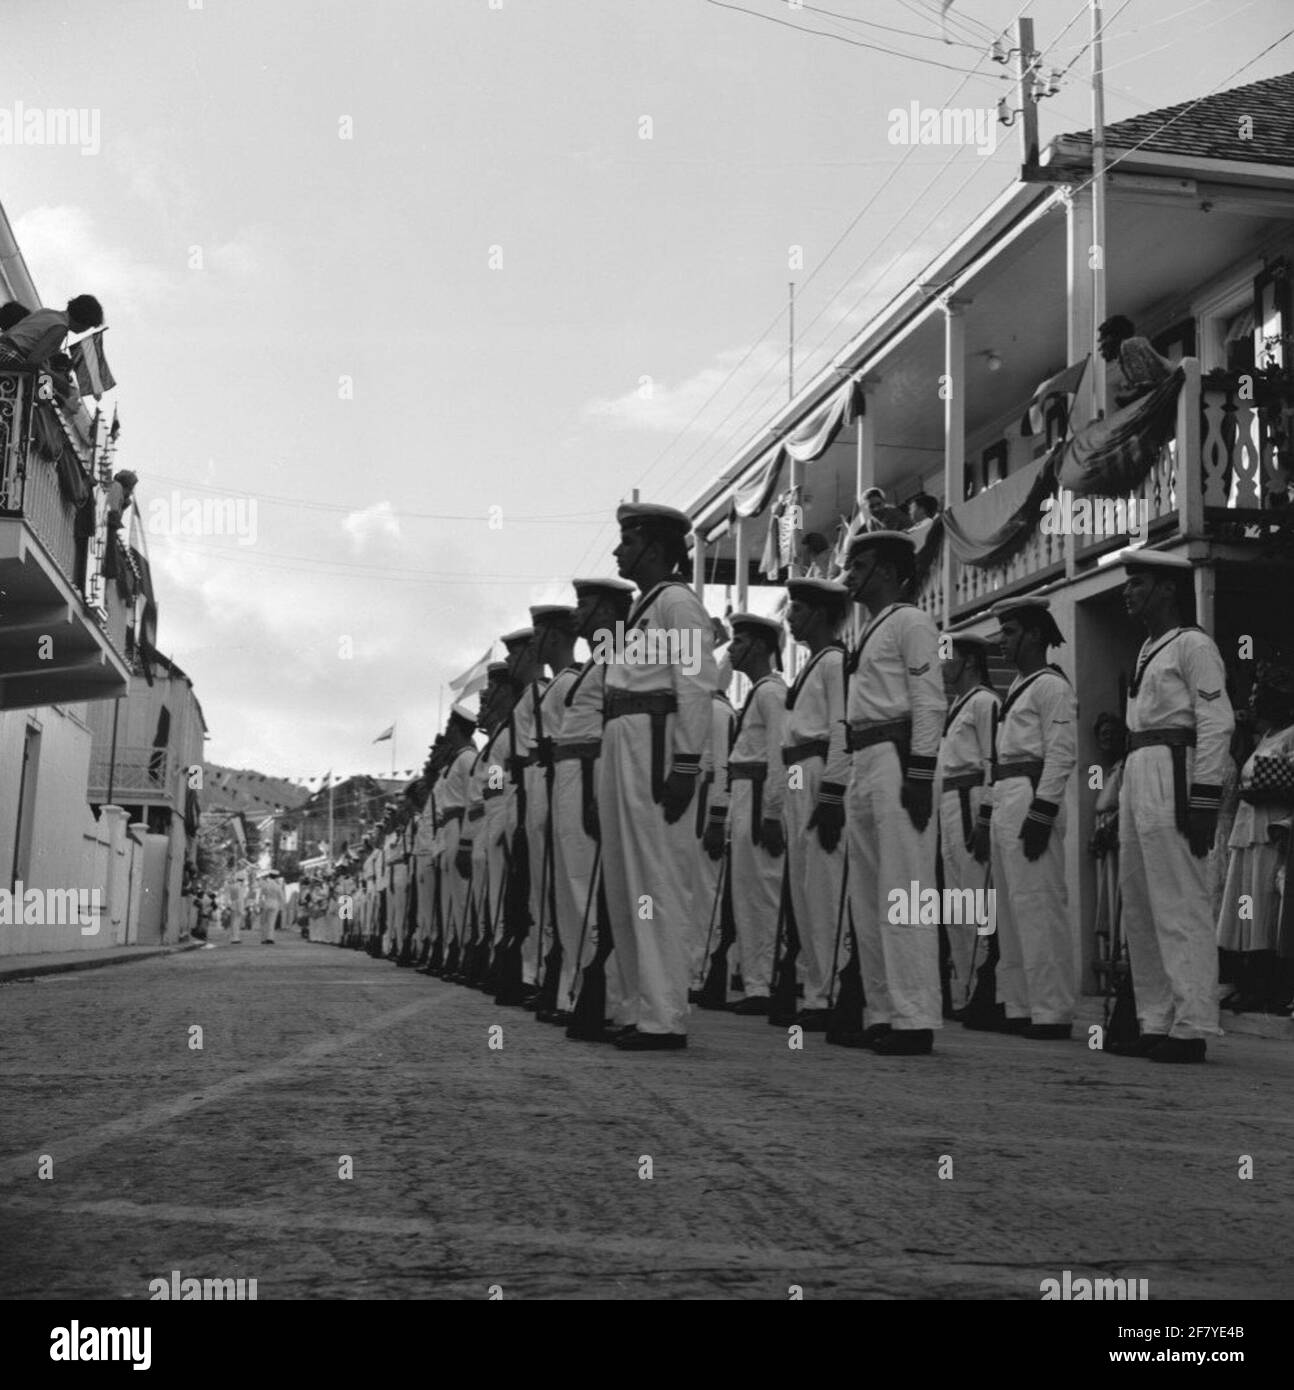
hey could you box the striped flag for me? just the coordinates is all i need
[448,646,494,699]
[373,725,394,743]
[71,329,116,399]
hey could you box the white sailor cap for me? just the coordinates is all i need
[945,628,996,650]
[786,578,850,606]
[529,604,576,624]
[846,529,917,561]
[989,596,1051,621]
[486,660,511,678]
[448,702,477,729]
[500,626,533,646]
[615,501,693,534]
[572,576,635,597]
[1116,547,1192,574]
[728,611,784,642]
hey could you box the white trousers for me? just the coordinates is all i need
[845,743,942,1032]
[260,906,280,943]
[442,822,469,951]
[1119,746,1221,1039]
[390,863,409,951]
[413,857,435,950]
[552,759,600,1011]
[785,755,846,1011]
[729,779,782,996]
[991,776,1074,1025]
[598,713,694,1036]
[689,831,724,987]
[484,809,509,946]
[939,785,987,1008]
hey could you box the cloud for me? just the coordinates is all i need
[13,204,175,315]
[341,501,401,552]
[582,342,786,436]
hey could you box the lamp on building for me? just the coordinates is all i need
[982,350,1004,372]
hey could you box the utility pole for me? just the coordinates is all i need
[1014,18,1039,170]
[1091,0,1109,419]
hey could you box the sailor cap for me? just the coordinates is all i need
[572,576,636,596]
[500,627,533,645]
[945,629,996,649]
[486,660,511,678]
[1116,548,1192,573]
[846,529,917,560]
[529,604,576,624]
[989,596,1052,621]
[786,578,850,605]
[615,501,693,534]
[728,612,784,641]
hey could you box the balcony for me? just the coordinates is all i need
[913,360,1292,625]
[87,744,175,805]
[0,369,133,709]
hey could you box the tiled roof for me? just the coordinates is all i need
[1061,69,1294,168]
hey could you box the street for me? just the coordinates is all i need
[1,935,1291,1301]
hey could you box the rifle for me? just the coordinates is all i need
[767,859,800,1027]
[960,863,1005,1031]
[566,854,612,1041]
[532,760,564,1016]
[695,845,736,1010]
[691,848,727,994]
[493,821,531,1006]
[824,860,863,1043]
[1102,869,1138,1052]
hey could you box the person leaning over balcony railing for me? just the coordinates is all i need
[1098,314,1173,412]
[0,293,103,373]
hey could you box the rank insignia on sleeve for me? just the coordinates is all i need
[908,663,930,676]
[1198,689,1221,701]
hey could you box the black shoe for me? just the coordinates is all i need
[1106,1031,1167,1057]
[961,1005,1007,1031]
[687,988,703,1003]
[826,1030,867,1047]
[1023,1023,1072,1041]
[615,1030,687,1051]
[1148,1037,1206,1064]
[536,1009,571,1026]
[1000,1016,1031,1034]
[768,1007,799,1027]
[729,996,771,1016]
[796,1009,831,1033]
[870,1028,933,1056]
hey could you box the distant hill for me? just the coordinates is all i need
[202,764,312,817]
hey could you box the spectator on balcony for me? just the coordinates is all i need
[0,301,30,333]
[1098,315,1174,411]
[906,493,940,548]
[0,293,103,369]
[101,470,139,580]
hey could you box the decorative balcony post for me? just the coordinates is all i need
[1176,356,1203,539]
[942,297,968,626]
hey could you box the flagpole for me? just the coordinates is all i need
[1091,0,1108,420]
[327,773,334,866]
[391,722,397,779]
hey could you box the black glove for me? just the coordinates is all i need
[900,778,932,832]
[760,818,785,858]
[454,846,473,880]
[582,795,600,842]
[702,817,726,861]
[659,770,698,824]
[807,795,844,853]
[1186,808,1218,859]
[1020,799,1057,862]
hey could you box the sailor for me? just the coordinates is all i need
[413,738,447,972]
[526,603,583,1018]
[1112,550,1234,1062]
[781,578,849,1030]
[384,802,408,962]
[481,654,522,983]
[970,598,1078,1039]
[551,577,635,1030]
[437,707,479,976]
[936,631,1000,1013]
[715,613,787,1015]
[819,530,945,1055]
[259,870,286,945]
[600,501,718,1050]
[457,665,513,985]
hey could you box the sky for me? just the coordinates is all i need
[3,0,1292,785]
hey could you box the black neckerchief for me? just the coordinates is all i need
[1129,626,1202,699]
[625,577,687,631]
[845,602,913,679]
[943,683,997,736]
[786,641,845,712]
[994,666,1069,757]
[732,674,782,748]
[565,656,599,708]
